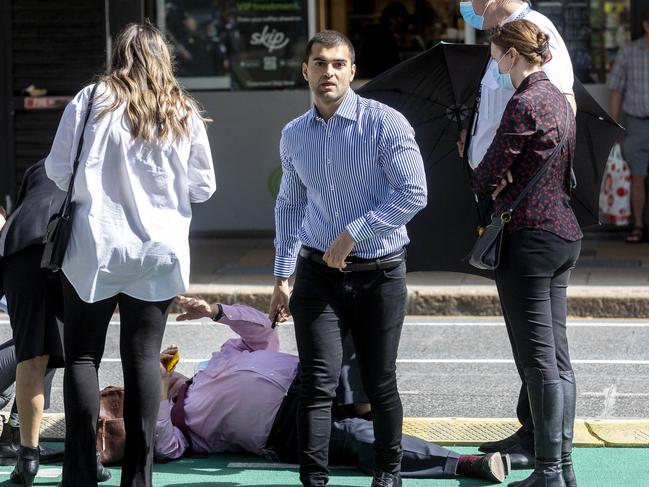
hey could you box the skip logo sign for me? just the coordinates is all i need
[250,25,290,53]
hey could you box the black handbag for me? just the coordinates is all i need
[41,84,98,272]
[469,99,571,271]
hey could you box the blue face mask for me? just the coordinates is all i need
[460,2,485,30]
[493,49,515,90]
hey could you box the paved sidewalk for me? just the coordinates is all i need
[186,229,649,317]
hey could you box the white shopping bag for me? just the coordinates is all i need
[599,143,631,225]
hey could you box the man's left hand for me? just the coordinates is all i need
[323,229,356,269]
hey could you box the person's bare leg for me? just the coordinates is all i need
[631,176,646,229]
[16,356,49,448]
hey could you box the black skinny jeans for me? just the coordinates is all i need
[289,256,407,486]
[495,229,581,382]
[60,276,172,487]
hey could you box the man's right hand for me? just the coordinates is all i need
[159,345,178,400]
[269,278,291,320]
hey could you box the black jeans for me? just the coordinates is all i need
[290,255,407,486]
[60,276,172,487]
[495,229,581,383]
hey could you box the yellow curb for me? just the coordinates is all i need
[403,418,612,447]
[585,419,649,447]
[16,414,649,448]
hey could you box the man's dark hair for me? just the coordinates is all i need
[304,30,355,64]
[643,8,649,24]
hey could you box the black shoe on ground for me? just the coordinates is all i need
[479,427,535,470]
[371,471,402,487]
[462,453,508,483]
[97,450,112,482]
[38,444,64,464]
[10,446,39,487]
[0,424,20,461]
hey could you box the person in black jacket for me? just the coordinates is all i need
[0,160,111,486]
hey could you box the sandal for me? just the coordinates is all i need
[626,226,645,243]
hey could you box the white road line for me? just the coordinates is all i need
[95,358,649,365]
[395,359,649,365]
[582,392,649,398]
[2,319,649,328]
[603,384,617,416]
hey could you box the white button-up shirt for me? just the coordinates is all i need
[468,4,575,168]
[45,83,216,303]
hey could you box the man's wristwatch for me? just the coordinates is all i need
[211,304,224,322]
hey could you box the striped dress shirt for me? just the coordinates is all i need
[273,89,427,278]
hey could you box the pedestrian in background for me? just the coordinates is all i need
[270,30,427,487]
[608,9,649,243]
[472,20,582,487]
[44,22,215,487]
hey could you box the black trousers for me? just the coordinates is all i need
[290,255,407,486]
[267,375,459,479]
[60,276,172,487]
[495,229,581,385]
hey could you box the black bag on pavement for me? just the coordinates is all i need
[469,100,571,271]
[41,84,98,272]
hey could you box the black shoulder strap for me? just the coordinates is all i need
[61,83,99,217]
[506,97,571,214]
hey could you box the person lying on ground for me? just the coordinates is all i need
[153,297,510,483]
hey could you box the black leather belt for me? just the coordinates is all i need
[299,246,405,272]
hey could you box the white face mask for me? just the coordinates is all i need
[493,49,516,91]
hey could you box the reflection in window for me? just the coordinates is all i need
[158,0,308,90]
[348,0,464,79]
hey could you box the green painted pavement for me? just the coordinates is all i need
[2,446,646,486]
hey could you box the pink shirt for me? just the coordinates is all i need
[154,304,299,460]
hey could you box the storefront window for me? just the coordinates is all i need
[158,0,309,90]
[533,0,630,84]
[345,0,464,79]
[589,0,631,83]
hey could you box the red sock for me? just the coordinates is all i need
[457,455,482,476]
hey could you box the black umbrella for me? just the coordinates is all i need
[358,42,490,276]
[571,79,624,226]
[359,43,623,275]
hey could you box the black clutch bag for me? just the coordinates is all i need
[41,84,97,273]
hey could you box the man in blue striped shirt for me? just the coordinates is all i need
[269,30,427,487]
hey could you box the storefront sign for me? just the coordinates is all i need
[231,1,308,89]
[161,0,307,90]
[23,97,72,109]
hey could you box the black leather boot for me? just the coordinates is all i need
[371,471,402,487]
[560,370,577,487]
[96,450,112,482]
[9,446,39,487]
[508,368,566,487]
[0,423,21,461]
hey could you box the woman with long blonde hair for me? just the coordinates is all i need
[44,22,215,487]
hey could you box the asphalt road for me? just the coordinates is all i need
[0,315,647,418]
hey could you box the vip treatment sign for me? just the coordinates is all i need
[232,0,308,89]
